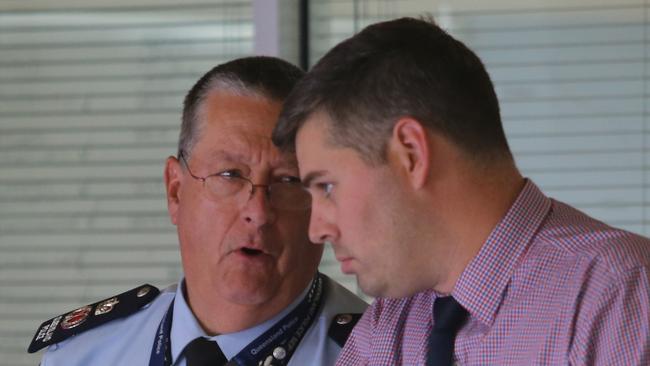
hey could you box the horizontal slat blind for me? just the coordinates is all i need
[7,1,647,364]
[310,0,650,235]
[0,1,252,364]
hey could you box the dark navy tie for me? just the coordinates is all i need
[185,337,228,366]
[426,296,468,366]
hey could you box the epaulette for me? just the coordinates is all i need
[328,313,362,348]
[28,284,159,353]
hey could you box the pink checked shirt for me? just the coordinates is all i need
[337,180,650,365]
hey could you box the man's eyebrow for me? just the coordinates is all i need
[301,171,327,187]
[275,154,299,171]
[279,151,299,165]
[209,150,240,162]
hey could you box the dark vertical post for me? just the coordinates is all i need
[299,0,310,70]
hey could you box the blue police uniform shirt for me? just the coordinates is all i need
[40,274,367,366]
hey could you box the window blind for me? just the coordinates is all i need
[4,1,647,364]
[310,0,650,236]
[0,1,252,364]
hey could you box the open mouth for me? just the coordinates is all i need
[240,247,263,257]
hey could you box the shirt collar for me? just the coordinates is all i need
[452,179,551,327]
[170,279,210,363]
[170,277,313,362]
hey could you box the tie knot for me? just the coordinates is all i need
[184,337,227,366]
[433,296,468,333]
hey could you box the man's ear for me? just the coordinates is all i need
[164,156,183,225]
[389,117,431,189]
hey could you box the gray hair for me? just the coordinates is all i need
[179,56,305,159]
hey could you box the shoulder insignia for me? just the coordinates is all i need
[328,313,362,348]
[27,284,160,353]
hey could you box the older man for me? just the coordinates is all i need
[273,18,650,366]
[28,56,366,366]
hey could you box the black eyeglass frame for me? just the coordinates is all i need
[178,150,311,210]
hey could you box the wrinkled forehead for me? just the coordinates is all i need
[200,128,299,170]
[192,91,297,169]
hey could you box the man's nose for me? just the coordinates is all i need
[308,201,338,244]
[242,184,276,226]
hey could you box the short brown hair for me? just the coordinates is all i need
[273,17,512,165]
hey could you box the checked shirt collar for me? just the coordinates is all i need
[451,179,552,327]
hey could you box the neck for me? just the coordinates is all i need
[183,275,313,335]
[429,159,525,294]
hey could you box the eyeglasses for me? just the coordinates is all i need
[179,151,311,211]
